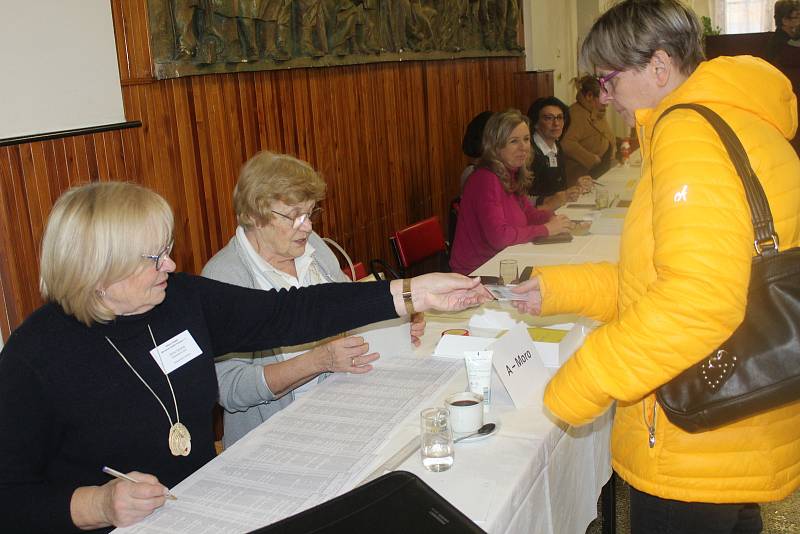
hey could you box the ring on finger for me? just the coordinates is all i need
[351,357,356,367]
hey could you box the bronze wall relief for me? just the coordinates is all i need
[148,1,523,78]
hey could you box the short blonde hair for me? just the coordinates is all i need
[234,151,326,230]
[478,109,533,195]
[40,182,174,325]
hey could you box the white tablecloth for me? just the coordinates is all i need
[116,162,641,534]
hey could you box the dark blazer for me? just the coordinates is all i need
[528,141,567,205]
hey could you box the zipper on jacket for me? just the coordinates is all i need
[642,399,657,448]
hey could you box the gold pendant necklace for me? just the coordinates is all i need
[106,325,192,457]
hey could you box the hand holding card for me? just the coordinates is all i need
[508,278,542,315]
[483,284,530,301]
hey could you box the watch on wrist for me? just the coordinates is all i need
[402,278,415,316]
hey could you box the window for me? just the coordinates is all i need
[715,0,777,33]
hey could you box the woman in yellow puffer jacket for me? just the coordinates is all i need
[512,1,800,532]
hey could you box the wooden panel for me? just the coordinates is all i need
[0,0,552,340]
[513,70,554,115]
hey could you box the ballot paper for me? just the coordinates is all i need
[483,284,528,301]
[113,356,462,534]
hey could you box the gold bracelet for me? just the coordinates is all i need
[402,278,415,316]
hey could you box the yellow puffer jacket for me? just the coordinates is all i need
[537,56,800,503]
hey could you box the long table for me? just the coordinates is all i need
[118,161,642,534]
[473,158,642,276]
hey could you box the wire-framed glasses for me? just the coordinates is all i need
[541,113,564,123]
[271,207,324,230]
[141,238,174,270]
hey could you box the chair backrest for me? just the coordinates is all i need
[341,261,368,281]
[448,196,461,247]
[391,216,448,270]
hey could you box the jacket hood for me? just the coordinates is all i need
[638,55,797,141]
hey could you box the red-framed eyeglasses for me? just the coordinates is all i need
[597,70,621,93]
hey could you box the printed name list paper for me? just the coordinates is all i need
[490,322,550,408]
[112,356,462,534]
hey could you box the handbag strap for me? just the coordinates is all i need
[654,103,779,256]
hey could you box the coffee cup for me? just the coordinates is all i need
[445,391,484,434]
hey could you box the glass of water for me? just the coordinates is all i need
[595,189,610,209]
[499,259,518,285]
[420,407,454,472]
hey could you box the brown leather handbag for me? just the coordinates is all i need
[654,103,800,433]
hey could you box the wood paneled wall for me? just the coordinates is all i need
[0,0,552,340]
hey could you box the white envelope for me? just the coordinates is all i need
[468,309,519,330]
[433,334,496,358]
[350,317,415,359]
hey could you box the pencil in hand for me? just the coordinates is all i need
[102,466,178,501]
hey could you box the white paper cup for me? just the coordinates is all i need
[445,391,484,434]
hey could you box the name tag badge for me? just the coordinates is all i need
[150,330,203,374]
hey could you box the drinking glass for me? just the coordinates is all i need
[498,259,518,285]
[595,189,610,209]
[420,407,454,472]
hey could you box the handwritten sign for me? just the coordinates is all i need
[489,322,550,408]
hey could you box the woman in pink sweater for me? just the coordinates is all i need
[450,109,573,275]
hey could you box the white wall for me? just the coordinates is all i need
[523,0,627,134]
[0,0,125,140]
[522,0,579,103]
[523,0,712,138]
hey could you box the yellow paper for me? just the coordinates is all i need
[527,327,568,343]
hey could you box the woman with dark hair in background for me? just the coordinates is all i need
[459,111,494,191]
[767,0,800,64]
[526,97,590,210]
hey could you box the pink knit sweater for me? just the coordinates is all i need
[450,167,552,274]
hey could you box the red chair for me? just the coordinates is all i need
[341,261,368,281]
[371,216,449,279]
[448,196,461,247]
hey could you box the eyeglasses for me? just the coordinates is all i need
[271,207,323,230]
[141,238,174,270]
[541,114,564,123]
[596,70,621,94]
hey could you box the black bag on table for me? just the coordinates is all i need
[654,103,800,433]
[248,471,485,534]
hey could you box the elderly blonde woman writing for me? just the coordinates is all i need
[0,181,489,532]
[203,151,425,448]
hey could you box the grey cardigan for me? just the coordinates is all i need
[201,231,349,448]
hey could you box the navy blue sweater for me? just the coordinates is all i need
[0,273,396,533]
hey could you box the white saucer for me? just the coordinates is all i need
[453,420,500,443]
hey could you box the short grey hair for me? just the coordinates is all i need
[579,0,704,76]
[40,182,174,325]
